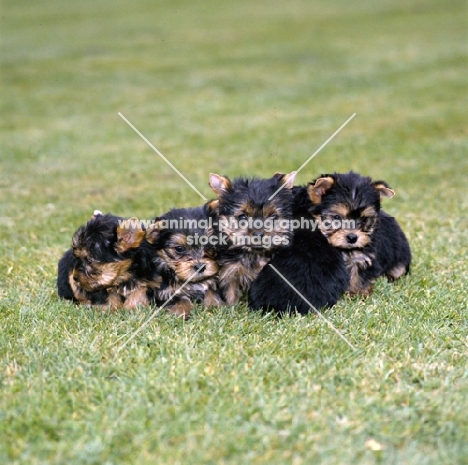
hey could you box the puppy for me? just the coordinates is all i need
[207,172,297,305]
[57,211,146,309]
[143,206,222,318]
[307,171,411,296]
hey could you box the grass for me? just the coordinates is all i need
[1,0,467,463]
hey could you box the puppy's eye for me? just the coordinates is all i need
[237,213,248,221]
[174,246,185,254]
[361,217,374,228]
[332,214,342,221]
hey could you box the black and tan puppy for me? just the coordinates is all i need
[57,211,146,309]
[207,172,297,305]
[143,206,222,318]
[307,171,411,296]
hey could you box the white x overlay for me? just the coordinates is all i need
[118,112,207,201]
[268,264,357,351]
[116,111,357,351]
[268,112,356,200]
[114,264,206,352]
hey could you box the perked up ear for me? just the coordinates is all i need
[209,173,232,196]
[205,199,219,214]
[116,218,145,253]
[307,176,335,204]
[145,220,163,245]
[272,171,297,189]
[374,181,395,199]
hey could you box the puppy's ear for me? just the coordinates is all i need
[273,171,297,189]
[205,199,219,215]
[374,181,395,199]
[92,210,103,219]
[71,227,83,249]
[209,173,232,196]
[116,218,145,253]
[307,176,335,204]
[145,219,164,245]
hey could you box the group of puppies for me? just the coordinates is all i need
[57,171,411,318]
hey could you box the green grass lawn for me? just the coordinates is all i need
[1,0,467,463]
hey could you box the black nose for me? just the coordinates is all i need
[193,263,205,273]
[252,231,264,238]
[346,233,358,244]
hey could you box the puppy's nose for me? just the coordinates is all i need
[252,231,264,238]
[346,233,358,244]
[193,263,205,273]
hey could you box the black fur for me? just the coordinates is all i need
[57,248,79,301]
[248,213,349,315]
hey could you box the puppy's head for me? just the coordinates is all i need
[71,212,145,290]
[145,207,218,283]
[208,172,296,252]
[307,171,394,249]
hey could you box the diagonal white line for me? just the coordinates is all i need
[118,112,207,201]
[114,264,206,352]
[268,112,356,200]
[268,264,357,351]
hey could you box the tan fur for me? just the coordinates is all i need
[147,274,163,289]
[231,203,286,224]
[327,229,371,249]
[157,279,218,303]
[343,251,375,296]
[94,260,133,288]
[70,258,138,309]
[204,288,224,307]
[72,247,89,261]
[361,206,377,218]
[68,273,92,304]
[218,210,290,252]
[308,177,335,204]
[122,285,149,309]
[386,264,407,282]
[145,219,169,244]
[167,298,193,319]
[328,203,350,219]
[69,272,128,310]
[279,171,297,189]
[156,250,219,283]
[272,171,297,190]
[314,213,373,249]
[374,183,395,199]
[206,199,219,214]
[71,259,133,291]
[115,218,145,254]
[218,255,269,305]
[105,292,125,310]
[209,173,233,195]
